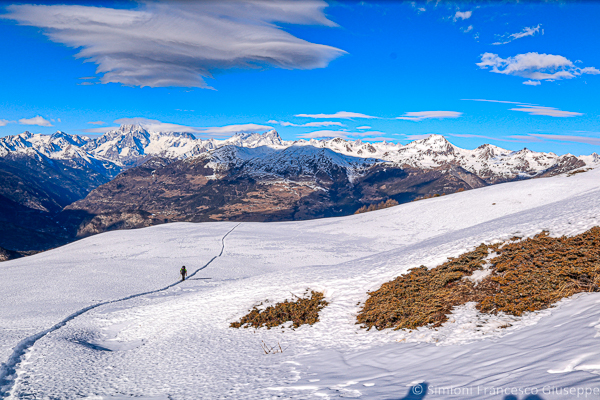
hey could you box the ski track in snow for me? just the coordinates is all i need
[0,224,240,398]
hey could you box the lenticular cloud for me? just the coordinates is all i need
[3,1,345,88]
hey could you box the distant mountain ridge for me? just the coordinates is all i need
[2,124,598,183]
[0,124,598,252]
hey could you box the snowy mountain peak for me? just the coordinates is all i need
[407,134,454,151]
[1,127,598,182]
[223,129,285,148]
[115,124,147,134]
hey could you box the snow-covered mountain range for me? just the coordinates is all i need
[1,124,598,183]
[1,124,598,253]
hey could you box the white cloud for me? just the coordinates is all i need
[268,120,344,128]
[87,121,106,125]
[403,134,436,140]
[578,67,600,75]
[295,111,378,119]
[462,99,536,105]
[528,134,600,146]
[114,117,200,132]
[82,126,119,133]
[298,129,388,139]
[510,106,582,118]
[0,119,10,127]
[396,111,462,121]
[356,126,371,130]
[3,2,344,89]
[493,24,542,45]
[298,130,350,139]
[198,124,274,136]
[356,136,398,142]
[477,52,599,84]
[453,11,472,21]
[81,120,273,136]
[461,25,473,33]
[19,116,53,127]
[522,80,541,86]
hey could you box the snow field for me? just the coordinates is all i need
[1,168,600,398]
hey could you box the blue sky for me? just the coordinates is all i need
[0,1,599,155]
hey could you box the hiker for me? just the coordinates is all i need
[180,265,187,281]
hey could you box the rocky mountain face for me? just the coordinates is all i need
[1,124,598,252]
[63,146,487,236]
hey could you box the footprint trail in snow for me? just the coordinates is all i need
[0,223,240,398]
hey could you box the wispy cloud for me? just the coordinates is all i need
[82,127,119,133]
[356,136,398,142]
[114,118,201,132]
[448,133,525,143]
[453,11,472,21]
[510,106,583,118]
[396,111,462,121]
[295,111,378,119]
[199,124,274,136]
[493,24,542,45]
[298,130,351,139]
[402,134,436,140]
[463,99,582,118]
[3,2,344,89]
[81,120,273,136]
[517,134,600,146]
[0,119,10,127]
[298,129,388,139]
[462,98,536,105]
[477,52,600,85]
[19,116,52,127]
[87,121,106,125]
[522,80,541,86]
[267,120,344,128]
[356,126,371,130]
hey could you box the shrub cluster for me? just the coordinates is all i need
[357,244,493,330]
[354,199,399,215]
[357,226,600,331]
[230,290,328,329]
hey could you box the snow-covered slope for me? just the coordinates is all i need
[2,168,600,398]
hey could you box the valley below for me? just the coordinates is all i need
[1,125,597,256]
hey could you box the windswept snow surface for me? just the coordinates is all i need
[2,168,600,398]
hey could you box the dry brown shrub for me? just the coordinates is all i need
[478,227,600,315]
[357,226,600,331]
[230,290,328,329]
[354,199,399,215]
[357,244,492,330]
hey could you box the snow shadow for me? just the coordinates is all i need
[504,395,545,400]
[390,383,428,399]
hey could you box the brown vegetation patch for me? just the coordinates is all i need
[357,244,493,330]
[355,199,399,214]
[231,290,328,329]
[357,227,600,331]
